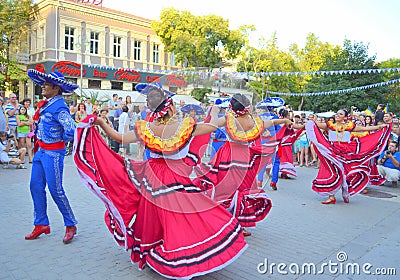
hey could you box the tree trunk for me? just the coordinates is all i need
[298,96,304,111]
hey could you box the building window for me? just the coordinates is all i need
[88,79,101,89]
[41,27,45,50]
[34,29,38,51]
[111,81,123,90]
[113,36,121,57]
[66,77,77,85]
[90,32,99,55]
[170,53,176,66]
[64,26,75,50]
[153,44,159,63]
[133,40,141,61]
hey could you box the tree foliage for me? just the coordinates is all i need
[303,40,385,112]
[152,8,246,69]
[0,0,37,91]
[190,87,211,103]
[236,30,400,113]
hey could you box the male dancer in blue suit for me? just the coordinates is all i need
[25,70,78,244]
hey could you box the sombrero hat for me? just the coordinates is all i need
[215,98,231,108]
[181,104,205,115]
[256,97,285,109]
[27,70,79,93]
[135,82,174,97]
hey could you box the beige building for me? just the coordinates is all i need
[27,0,180,101]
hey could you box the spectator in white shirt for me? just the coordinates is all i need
[118,105,131,155]
[85,98,93,115]
[5,93,21,141]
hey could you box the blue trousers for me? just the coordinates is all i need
[210,141,225,160]
[270,153,280,183]
[29,148,77,226]
[257,151,280,183]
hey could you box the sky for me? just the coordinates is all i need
[92,0,400,62]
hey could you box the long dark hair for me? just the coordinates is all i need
[146,88,173,122]
[18,106,28,117]
[278,108,289,118]
[230,93,250,112]
[147,88,166,112]
[341,108,349,117]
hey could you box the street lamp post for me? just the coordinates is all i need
[218,66,222,95]
[265,76,270,99]
[76,35,89,95]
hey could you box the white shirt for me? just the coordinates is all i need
[86,103,93,114]
[328,130,351,142]
[118,112,130,134]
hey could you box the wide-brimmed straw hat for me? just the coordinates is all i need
[27,70,79,93]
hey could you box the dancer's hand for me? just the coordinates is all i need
[93,117,104,126]
[284,119,292,126]
[210,105,219,116]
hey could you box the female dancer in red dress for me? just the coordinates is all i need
[350,120,386,191]
[274,108,305,179]
[306,109,391,204]
[74,86,247,279]
[196,94,290,236]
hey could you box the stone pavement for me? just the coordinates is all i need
[0,157,399,280]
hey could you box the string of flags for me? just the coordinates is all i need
[86,64,400,77]
[266,78,400,97]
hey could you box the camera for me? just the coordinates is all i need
[385,150,392,155]
[6,134,14,139]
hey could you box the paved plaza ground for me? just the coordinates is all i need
[0,155,399,280]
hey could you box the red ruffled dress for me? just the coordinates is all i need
[276,125,305,177]
[351,130,386,186]
[74,116,247,279]
[195,114,278,227]
[306,121,391,197]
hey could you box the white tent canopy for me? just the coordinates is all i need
[172,94,201,105]
[317,111,336,118]
[75,89,146,104]
[75,89,202,106]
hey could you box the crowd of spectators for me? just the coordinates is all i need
[1,92,399,188]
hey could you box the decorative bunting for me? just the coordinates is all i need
[265,78,400,97]
[78,65,400,77]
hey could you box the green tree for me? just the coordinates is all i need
[288,33,339,110]
[190,88,211,103]
[0,0,37,92]
[237,32,299,104]
[303,40,384,113]
[152,8,246,69]
[378,58,400,113]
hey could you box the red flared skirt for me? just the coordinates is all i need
[195,140,277,227]
[74,117,247,279]
[306,121,391,197]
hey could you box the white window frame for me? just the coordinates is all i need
[133,40,141,61]
[64,26,75,51]
[90,31,99,55]
[170,53,176,66]
[113,35,121,58]
[40,26,45,50]
[153,44,159,64]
